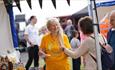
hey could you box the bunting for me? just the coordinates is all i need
[3,0,13,12]
[39,0,43,9]
[3,0,71,11]
[26,0,32,9]
[3,0,12,5]
[14,0,21,12]
[51,0,56,9]
[66,0,70,6]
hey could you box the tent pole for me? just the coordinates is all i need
[88,0,102,70]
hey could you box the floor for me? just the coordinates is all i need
[20,51,45,69]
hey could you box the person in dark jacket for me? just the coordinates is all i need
[107,10,115,70]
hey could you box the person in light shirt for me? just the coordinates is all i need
[24,16,40,70]
[70,30,81,70]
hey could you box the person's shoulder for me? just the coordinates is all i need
[81,37,95,49]
[63,33,68,38]
[42,33,50,39]
[76,38,80,42]
[71,38,78,41]
[83,36,94,43]
[25,24,31,29]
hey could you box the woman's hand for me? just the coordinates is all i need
[103,44,113,53]
[60,45,66,51]
[39,50,51,58]
[44,54,51,57]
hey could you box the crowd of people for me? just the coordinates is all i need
[23,10,115,70]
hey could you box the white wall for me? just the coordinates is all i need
[0,2,14,54]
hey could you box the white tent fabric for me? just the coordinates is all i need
[0,2,14,55]
[13,0,88,29]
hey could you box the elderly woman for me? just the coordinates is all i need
[39,18,71,70]
[107,10,115,70]
[61,16,97,70]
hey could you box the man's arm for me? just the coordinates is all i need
[24,34,34,46]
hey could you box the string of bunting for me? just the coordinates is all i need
[3,0,70,12]
[14,0,21,12]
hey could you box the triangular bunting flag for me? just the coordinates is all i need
[66,0,70,6]
[3,0,12,6]
[3,0,13,13]
[26,0,32,9]
[51,0,56,9]
[39,0,43,9]
[3,0,8,6]
[14,0,21,12]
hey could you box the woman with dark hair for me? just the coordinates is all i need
[61,16,97,70]
[24,16,39,70]
[107,10,115,70]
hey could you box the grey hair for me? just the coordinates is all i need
[108,10,115,23]
[110,10,115,16]
[109,10,115,18]
[67,19,72,25]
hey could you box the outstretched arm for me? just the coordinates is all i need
[62,39,89,59]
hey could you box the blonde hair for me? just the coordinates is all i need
[47,18,63,34]
[47,18,60,27]
[46,18,64,46]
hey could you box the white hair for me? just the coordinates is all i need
[67,19,72,25]
[109,10,115,18]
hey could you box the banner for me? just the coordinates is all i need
[99,13,110,37]
[96,0,115,7]
[7,5,18,48]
